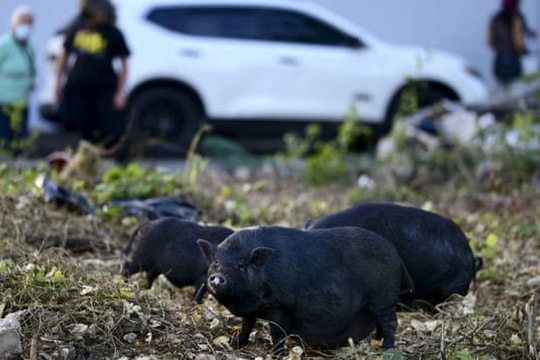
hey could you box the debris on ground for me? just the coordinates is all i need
[376,100,496,161]
[374,96,540,187]
[105,196,201,221]
[35,174,94,214]
[34,174,200,222]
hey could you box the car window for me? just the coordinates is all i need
[146,6,262,40]
[260,9,357,47]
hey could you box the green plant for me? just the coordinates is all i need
[183,124,210,189]
[394,78,422,119]
[479,112,540,190]
[0,102,39,157]
[276,106,371,187]
[477,233,500,281]
[0,164,46,195]
[95,125,210,203]
[305,144,348,187]
[449,348,473,360]
[95,163,190,202]
[382,349,405,360]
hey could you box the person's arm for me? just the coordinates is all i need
[29,45,36,91]
[512,16,525,54]
[519,12,537,38]
[0,41,7,71]
[113,56,128,110]
[54,50,69,101]
[487,23,494,49]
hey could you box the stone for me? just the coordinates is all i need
[0,311,26,358]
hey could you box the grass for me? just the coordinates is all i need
[0,143,539,359]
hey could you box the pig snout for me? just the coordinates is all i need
[208,273,227,291]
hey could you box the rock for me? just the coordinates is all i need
[212,335,230,348]
[123,332,137,344]
[195,354,216,360]
[526,276,540,288]
[0,310,26,358]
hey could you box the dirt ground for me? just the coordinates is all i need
[0,154,539,359]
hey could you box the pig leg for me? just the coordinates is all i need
[193,275,211,303]
[146,270,159,289]
[232,316,256,348]
[371,306,397,349]
[192,283,207,304]
[267,313,290,355]
[373,323,382,340]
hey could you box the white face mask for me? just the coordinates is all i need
[14,24,32,41]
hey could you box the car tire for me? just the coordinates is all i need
[127,87,203,154]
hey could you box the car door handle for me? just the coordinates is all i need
[279,56,299,66]
[180,48,201,58]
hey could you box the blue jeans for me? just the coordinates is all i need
[0,104,29,151]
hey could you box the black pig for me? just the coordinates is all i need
[307,202,482,309]
[122,217,233,303]
[198,226,402,351]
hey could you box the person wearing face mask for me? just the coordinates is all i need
[55,0,130,151]
[0,5,35,153]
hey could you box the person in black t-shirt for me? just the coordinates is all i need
[55,0,130,149]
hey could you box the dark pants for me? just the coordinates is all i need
[0,104,29,152]
[494,52,522,85]
[65,83,125,148]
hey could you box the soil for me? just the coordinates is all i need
[0,158,539,360]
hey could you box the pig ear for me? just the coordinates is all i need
[249,247,274,267]
[197,239,217,264]
[304,219,313,229]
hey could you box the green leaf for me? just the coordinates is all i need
[485,234,498,248]
[52,269,65,284]
[0,260,12,274]
[453,348,473,360]
[382,348,404,360]
[121,216,137,227]
[120,289,135,298]
[125,163,143,178]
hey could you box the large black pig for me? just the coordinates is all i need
[198,226,403,351]
[122,217,233,303]
[306,202,482,309]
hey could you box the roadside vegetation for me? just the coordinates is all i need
[1,96,540,359]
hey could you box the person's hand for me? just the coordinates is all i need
[526,29,538,39]
[113,91,127,110]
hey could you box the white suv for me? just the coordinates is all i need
[40,0,489,150]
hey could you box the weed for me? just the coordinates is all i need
[276,107,371,187]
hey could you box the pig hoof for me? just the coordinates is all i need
[230,334,248,349]
[230,340,246,349]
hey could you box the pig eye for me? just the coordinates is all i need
[237,263,247,272]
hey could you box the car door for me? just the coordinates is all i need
[257,8,387,122]
[145,6,286,119]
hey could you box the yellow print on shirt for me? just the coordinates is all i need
[74,30,107,54]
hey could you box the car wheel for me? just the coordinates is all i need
[128,87,203,153]
[380,85,455,138]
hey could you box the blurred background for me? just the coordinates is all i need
[0,0,539,132]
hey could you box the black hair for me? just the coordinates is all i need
[81,0,116,26]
